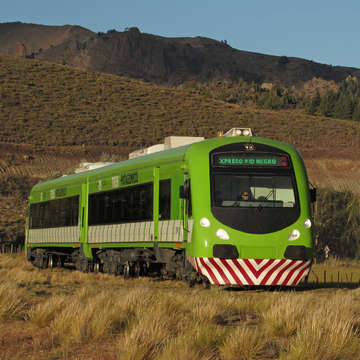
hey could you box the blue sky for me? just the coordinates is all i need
[2,0,360,68]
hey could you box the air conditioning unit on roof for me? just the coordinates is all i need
[128,144,165,159]
[74,162,114,173]
[128,136,204,159]
[164,136,204,149]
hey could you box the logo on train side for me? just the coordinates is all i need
[120,172,138,185]
[55,188,66,197]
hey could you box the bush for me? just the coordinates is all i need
[314,188,360,260]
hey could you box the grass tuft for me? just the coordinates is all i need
[0,281,27,320]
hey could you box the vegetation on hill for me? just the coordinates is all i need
[305,77,360,121]
[314,188,360,260]
[181,78,302,110]
[1,54,360,156]
[181,76,360,122]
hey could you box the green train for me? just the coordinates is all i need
[25,128,315,286]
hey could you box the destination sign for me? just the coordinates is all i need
[212,153,289,168]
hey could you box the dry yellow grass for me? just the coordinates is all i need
[280,293,360,359]
[262,293,311,338]
[0,281,27,321]
[1,254,360,359]
[218,325,267,360]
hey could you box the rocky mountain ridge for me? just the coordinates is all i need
[1,22,360,86]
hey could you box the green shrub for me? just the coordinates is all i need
[314,188,360,259]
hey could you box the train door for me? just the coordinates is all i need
[180,177,192,242]
[153,166,160,243]
[80,180,92,258]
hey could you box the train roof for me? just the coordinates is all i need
[30,132,300,192]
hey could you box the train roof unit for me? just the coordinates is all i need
[128,135,204,159]
[223,127,253,137]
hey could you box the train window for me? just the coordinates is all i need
[29,196,79,229]
[213,174,296,208]
[159,180,171,220]
[88,183,153,225]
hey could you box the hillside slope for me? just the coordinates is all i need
[1,54,360,156]
[1,22,360,86]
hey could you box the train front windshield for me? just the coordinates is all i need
[213,174,296,208]
[210,143,300,234]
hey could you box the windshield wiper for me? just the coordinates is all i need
[264,189,275,200]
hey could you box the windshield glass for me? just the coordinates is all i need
[213,174,296,208]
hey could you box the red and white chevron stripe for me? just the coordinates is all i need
[191,257,311,286]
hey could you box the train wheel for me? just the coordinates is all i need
[123,261,133,278]
[48,254,54,269]
[202,277,210,289]
[58,256,65,268]
[34,249,48,269]
[85,260,94,273]
[93,262,100,273]
[186,273,196,288]
[140,262,148,276]
[133,262,141,277]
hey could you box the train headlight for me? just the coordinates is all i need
[304,219,312,229]
[216,229,230,240]
[288,229,300,241]
[200,218,211,228]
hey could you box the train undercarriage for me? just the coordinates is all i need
[27,246,210,288]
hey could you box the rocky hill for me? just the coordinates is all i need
[1,22,360,86]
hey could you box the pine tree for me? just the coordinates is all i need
[305,99,317,115]
[305,91,321,115]
[319,91,335,117]
[333,95,354,119]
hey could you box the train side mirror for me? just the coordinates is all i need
[310,188,317,203]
